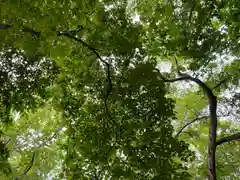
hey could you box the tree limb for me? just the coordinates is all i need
[176,116,208,137]
[57,32,108,65]
[15,152,36,179]
[216,132,240,146]
[1,24,114,117]
[0,24,40,37]
[0,24,107,64]
[58,29,114,127]
[157,57,218,180]
[3,138,11,149]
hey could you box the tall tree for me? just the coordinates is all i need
[0,0,240,179]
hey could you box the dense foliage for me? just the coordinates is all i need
[0,0,240,179]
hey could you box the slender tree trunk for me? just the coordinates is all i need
[158,66,218,180]
[208,96,217,180]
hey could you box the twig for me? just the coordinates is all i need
[176,116,208,137]
[0,24,13,29]
[216,132,240,146]
[212,79,227,90]
[182,131,196,138]
[57,32,108,65]
[0,24,40,37]
[3,138,11,149]
[67,25,84,35]
[23,152,36,175]
[0,24,106,64]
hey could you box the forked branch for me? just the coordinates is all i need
[157,57,218,180]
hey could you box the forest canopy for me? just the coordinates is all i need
[0,0,240,180]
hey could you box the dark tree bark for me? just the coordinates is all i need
[157,58,218,180]
[216,132,240,146]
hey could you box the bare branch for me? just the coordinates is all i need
[3,138,11,149]
[0,24,13,29]
[1,24,114,114]
[0,24,40,37]
[57,32,107,64]
[176,116,208,137]
[216,132,240,146]
[23,152,35,175]
[0,24,107,64]
[212,79,227,90]
[22,27,41,37]
[58,29,115,129]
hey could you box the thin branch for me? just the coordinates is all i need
[174,56,181,75]
[176,116,208,137]
[0,24,13,29]
[23,152,36,175]
[212,79,227,90]
[58,30,113,107]
[58,32,114,106]
[22,27,41,37]
[216,132,240,146]
[57,32,108,64]
[67,25,84,35]
[155,68,189,82]
[3,138,11,149]
[188,0,196,24]
[0,24,40,37]
[1,23,114,116]
[58,29,115,128]
[0,24,107,64]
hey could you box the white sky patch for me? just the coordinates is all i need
[104,3,114,11]
[61,127,67,132]
[13,111,20,121]
[132,14,140,23]
[219,24,228,34]
[156,61,172,73]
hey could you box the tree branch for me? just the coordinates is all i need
[58,29,115,128]
[216,132,240,146]
[158,57,218,180]
[57,32,108,65]
[0,24,40,37]
[2,138,12,149]
[176,116,208,137]
[1,23,113,105]
[0,24,13,29]
[23,152,35,175]
[0,24,107,64]
[212,79,227,90]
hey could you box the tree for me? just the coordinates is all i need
[0,0,240,179]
